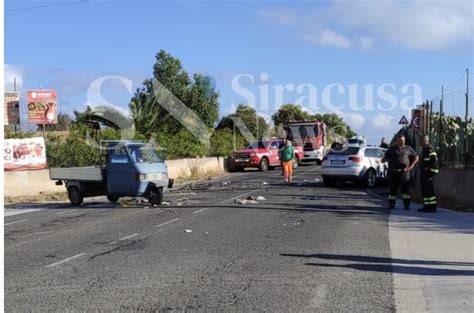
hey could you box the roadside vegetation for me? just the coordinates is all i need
[5,50,356,167]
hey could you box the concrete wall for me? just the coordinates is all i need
[411,168,474,212]
[4,157,226,197]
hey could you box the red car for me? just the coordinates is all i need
[230,138,304,172]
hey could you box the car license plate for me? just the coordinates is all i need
[331,160,345,166]
[235,158,246,162]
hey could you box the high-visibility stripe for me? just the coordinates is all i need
[402,194,411,199]
[426,196,436,201]
[423,157,431,161]
[430,168,439,173]
[389,195,397,200]
[429,152,437,157]
[426,200,437,205]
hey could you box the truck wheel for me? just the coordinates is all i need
[148,187,163,206]
[363,169,377,188]
[107,195,120,203]
[68,187,83,206]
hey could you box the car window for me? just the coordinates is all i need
[328,146,360,155]
[376,149,386,159]
[364,149,375,157]
[110,147,129,164]
[270,141,279,149]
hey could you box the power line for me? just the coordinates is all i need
[6,0,88,12]
[445,69,467,91]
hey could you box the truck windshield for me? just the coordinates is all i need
[127,144,162,163]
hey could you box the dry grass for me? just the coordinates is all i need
[5,192,68,204]
[175,168,227,184]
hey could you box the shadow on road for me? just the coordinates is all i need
[281,253,474,276]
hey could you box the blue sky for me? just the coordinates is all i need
[5,0,474,144]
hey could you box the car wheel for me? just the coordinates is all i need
[293,157,300,169]
[68,187,83,206]
[107,195,120,203]
[363,169,377,188]
[322,176,335,187]
[259,158,269,172]
[148,187,163,205]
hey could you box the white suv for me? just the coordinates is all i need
[321,145,387,187]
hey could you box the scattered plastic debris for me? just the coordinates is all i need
[247,196,256,200]
[185,229,193,233]
[256,196,266,201]
[205,232,209,235]
[303,180,308,182]
[161,202,170,206]
[262,182,269,186]
[235,198,258,205]
[314,178,321,183]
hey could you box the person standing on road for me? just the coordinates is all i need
[280,139,294,183]
[381,134,419,210]
[380,137,389,149]
[418,135,439,213]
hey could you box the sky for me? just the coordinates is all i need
[4,0,474,145]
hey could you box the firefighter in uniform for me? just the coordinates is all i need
[381,134,419,210]
[418,135,439,213]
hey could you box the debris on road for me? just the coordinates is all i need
[235,198,258,205]
[262,182,269,186]
[314,178,321,183]
[256,196,266,201]
[161,202,170,206]
[185,229,193,233]
[247,196,256,201]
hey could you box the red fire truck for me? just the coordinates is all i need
[284,121,327,165]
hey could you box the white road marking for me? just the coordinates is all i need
[56,210,74,215]
[155,218,180,228]
[4,208,44,217]
[193,208,209,214]
[221,167,319,204]
[110,233,141,244]
[5,219,28,226]
[45,253,86,268]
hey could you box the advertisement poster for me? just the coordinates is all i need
[4,137,48,171]
[27,90,58,124]
[4,91,20,125]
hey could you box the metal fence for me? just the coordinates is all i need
[400,70,473,169]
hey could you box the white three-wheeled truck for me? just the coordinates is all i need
[50,140,173,206]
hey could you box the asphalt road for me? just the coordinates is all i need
[4,164,395,312]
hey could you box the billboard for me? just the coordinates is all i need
[4,91,20,125]
[27,90,57,124]
[4,137,48,171]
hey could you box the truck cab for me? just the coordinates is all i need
[50,140,172,206]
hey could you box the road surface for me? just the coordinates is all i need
[4,164,473,312]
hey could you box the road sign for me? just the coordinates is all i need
[398,115,409,125]
[412,116,424,130]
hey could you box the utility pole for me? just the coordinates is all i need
[465,68,470,168]
[14,77,17,133]
[439,86,444,159]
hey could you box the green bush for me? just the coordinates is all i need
[154,129,209,159]
[210,128,245,156]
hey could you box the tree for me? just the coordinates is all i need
[37,113,72,131]
[313,113,357,138]
[130,50,219,136]
[74,105,133,130]
[216,104,269,141]
[272,104,311,126]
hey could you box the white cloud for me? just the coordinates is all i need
[261,1,473,51]
[4,65,24,90]
[303,29,352,49]
[371,113,397,132]
[359,36,374,51]
[339,111,366,130]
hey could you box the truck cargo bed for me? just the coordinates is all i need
[49,166,104,182]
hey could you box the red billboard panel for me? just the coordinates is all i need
[27,90,58,124]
